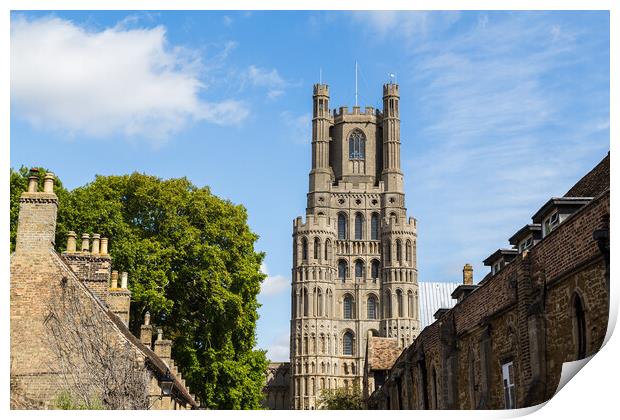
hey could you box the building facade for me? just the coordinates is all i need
[289,83,420,409]
[367,153,610,410]
[10,170,198,410]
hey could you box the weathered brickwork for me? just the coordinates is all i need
[10,172,198,410]
[368,154,610,410]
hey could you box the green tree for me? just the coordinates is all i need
[10,168,268,409]
[318,387,364,410]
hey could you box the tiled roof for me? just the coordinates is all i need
[418,281,460,329]
[367,337,402,371]
[565,152,609,198]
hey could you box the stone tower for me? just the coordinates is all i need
[290,83,419,409]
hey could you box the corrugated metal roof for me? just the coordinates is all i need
[418,282,461,329]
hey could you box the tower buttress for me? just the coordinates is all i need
[309,84,332,193]
[381,83,403,193]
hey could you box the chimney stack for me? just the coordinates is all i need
[91,233,100,254]
[140,311,153,348]
[121,272,128,289]
[81,234,90,252]
[463,263,473,285]
[66,231,77,252]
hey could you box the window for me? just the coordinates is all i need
[338,213,347,240]
[501,361,516,409]
[574,294,587,359]
[396,290,403,317]
[301,237,308,261]
[367,295,377,319]
[543,212,559,237]
[384,290,392,318]
[518,236,533,253]
[355,260,364,278]
[343,331,354,355]
[317,288,323,317]
[343,295,353,319]
[406,240,412,264]
[354,213,364,240]
[396,240,402,264]
[314,237,321,260]
[371,260,380,279]
[371,213,379,240]
[303,288,309,317]
[408,290,414,318]
[325,239,331,262]
[348,130,365,160]
[338,260,347,281]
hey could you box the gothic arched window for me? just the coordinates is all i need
[371,213,379,240]
[406,240,412,265]
[396,240,402,264]
[355,260,364,278]
[343,295,353,319]
[367,295,377,319]
[408,290,414,318]
[338,213,347,240]
[354,213,364,240]
[348,130,365,160]
[371,260,380,280]
[301,237,308,261]
[338,260,347,281]
[314,237,321,260]
[384,290,392,318]
[396,289,404,317]
[325,239,331,262]
[343,331,354,355]
[574,293,587,359]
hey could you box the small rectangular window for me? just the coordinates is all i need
[502,361,516,409]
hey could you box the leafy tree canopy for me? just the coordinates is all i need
[10,167,268,409]
[318,387,364,410]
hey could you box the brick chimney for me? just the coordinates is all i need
[109,271,132,326]
[140,311,153,349]
[14,169,59,254]
[451,264,478,303]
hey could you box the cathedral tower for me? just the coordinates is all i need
[290,83,419,409]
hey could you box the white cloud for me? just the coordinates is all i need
[352,11,460,42]
[10,16,249,144]
[280,111,311,144]
[260,263,289,297]
[265,331,290,362]
[245,65,291,100]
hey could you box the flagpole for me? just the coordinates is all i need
[355,61,358,107]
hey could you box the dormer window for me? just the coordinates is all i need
[492,261,503,275]
[348,130,365,160]
[543,212,559,237]
[518,236,533,253]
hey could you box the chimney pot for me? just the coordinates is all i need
[66,231,77,252]
[100,237,108,255]
[111,270,119,289]
[157,328,163,341]
[27,175,39,193]
[43,172,55,193]
[144,311,151,326]
[81,234,90,252]
[121,272,128,289]
[91,233,100,254]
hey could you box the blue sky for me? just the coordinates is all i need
[10,11,609,361]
